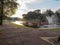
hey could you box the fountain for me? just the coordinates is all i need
[46,15,58,25]
[40,15,60,28]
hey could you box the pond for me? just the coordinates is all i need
[40,24,60,29]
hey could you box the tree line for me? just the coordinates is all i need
[22,9,60,22]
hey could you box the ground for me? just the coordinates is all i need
[1,23,60,45]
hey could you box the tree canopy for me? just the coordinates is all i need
[55,9,60,22]
[0,0,19,25]
[3,0,18,16]
[44,9,54,16]
[22,9,60,22]
[22,9,49,22]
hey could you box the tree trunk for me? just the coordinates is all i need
[0,16,3,26]
[0,0,3,26]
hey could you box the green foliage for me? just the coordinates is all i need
[0,0,18,17]
[55,9,60,16]
[23,11,41,21]
[55,9,60,22]
[0,0,19,25]
[23,9,46,22]
[23,9,60,23]
[44,9,54,16]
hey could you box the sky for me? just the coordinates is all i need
[11,0,60,18]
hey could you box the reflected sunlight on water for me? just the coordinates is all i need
[12,21,23,26]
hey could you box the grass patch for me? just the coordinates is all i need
[9,23,60,30]
[10,22,34,29]
[50,28,60,30]
[3,22,60,30]
[39,28,60,30]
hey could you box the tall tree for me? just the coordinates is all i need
[23,10,41,21]
[23,9,48,22]
[0,0,18,26]
[45,9,54,16]
[23,11,38,20]
[55,9,60,22]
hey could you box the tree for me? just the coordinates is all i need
[41,13,47,22]
[55,9,60,22]
[23,10,41,21]
[45,9,54,16]
[0,0,18,26]
[34,9,41,13]
[55,9,60,16]
[23,9,48,22]
[23,11,37,20]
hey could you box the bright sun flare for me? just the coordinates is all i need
[12,21,23,25]
[11,0,28,18]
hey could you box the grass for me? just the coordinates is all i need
[39,28,60,30]
[10,22,60,30]
[11,22,60,30]
[10,22,34,29]
[50,28,60,30]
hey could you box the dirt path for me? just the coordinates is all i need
[1,23,60,45]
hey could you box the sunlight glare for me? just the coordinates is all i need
[12,21,23,26]
[11,0,28,18]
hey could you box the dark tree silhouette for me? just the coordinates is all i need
[55,9,60,22]
[45,9,54,16]
[23,10,41,21]
[0,0,18,26]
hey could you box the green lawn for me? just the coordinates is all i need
[50,28,60,30]
[10,22,39,29]
[11,23,32,28]
[11,23,60,30]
